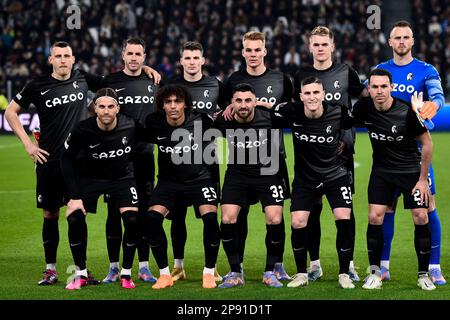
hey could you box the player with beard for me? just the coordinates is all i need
[215,84,285,289]
[223,31,293,282]
[168,41,226,282]
[61,88,141,290]
[374,21,446,285]
[292,26,366,282]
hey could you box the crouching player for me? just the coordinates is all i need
[61,88,140,289]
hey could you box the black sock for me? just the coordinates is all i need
[307,202,323,261]
[349,208,356,261]
[106,202,122,263]
[147,210,168,269]
[291,227,308,274]
[170,205,188,260]
[237,206,249,264]
[220,222,241,272]
[414,223,431,274]
[137,208,150,263]
[265,223,284,272]
[42,217,59,265]
[336,219,352,274]
[67,210,87,270]
[366,224,383,270]
[202,212,221,268]
[121,211,139,270]
[277,216,286,264]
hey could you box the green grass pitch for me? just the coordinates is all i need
[0,132,449,300]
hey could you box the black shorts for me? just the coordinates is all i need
[104,152,155,207]
[368,170,427,209]
[245,157,291,207]
[79,176,138,213]
[221,172,285,209]
[290,174,353,212]
[36,161,68,210]
[346,156,355,194]
[149,179,218,220]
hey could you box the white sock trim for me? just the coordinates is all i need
[160,267,170,276]
[203,267,215,275]
[174,259,184,269]
[380,260,390,269]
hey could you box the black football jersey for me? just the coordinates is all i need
[273,101,353,182]
[293,63,364,156]
[144,110,214,183]
[225,68,293,105]
[13,69,104,162]
[352,97,427,173]
[171,75,226,116]
[213,107,282,177]
[61,114,138,198]
[102,71,158,154]
[225,68,293,157]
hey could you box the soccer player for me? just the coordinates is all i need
[293,26,366,282]
[168,41,226,282]
[61,88,141,290]
[354,69,434,291]
[100,37,160,284]
[224,31,292,281]
[215,83,285,289]
[374,20,446,285]
[272,77,355,289]
[142,84,221,290]
[5,41,105,285]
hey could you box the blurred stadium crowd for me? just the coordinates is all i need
[1,0,450,108]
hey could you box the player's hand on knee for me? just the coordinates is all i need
[66,199,86,217]
[25,142,49,164]
[419,101,438,120]
[412,179,431,206]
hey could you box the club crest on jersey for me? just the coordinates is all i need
[391,125,398,134]
[326,125,332,134]
[267,86,273,94]
[73,81,79,89]
[334,80,340,89]
[148,85,153,93]
[407,73,413,81]
[204,90,210,98]
[122,137,128,145]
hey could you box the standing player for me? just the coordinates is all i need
[272,77,355,289]
[215,84,285,289]
[100,37,159,284]
[5,41,105,285]
[293,26,366,282]
[374,20,446,285]
[224,31,293,281]
[354,69,434,291]
[168,41,226,282]
[143,85,221,290]
[62,88,140,290]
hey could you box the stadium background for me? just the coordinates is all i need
[0,0,450,301]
